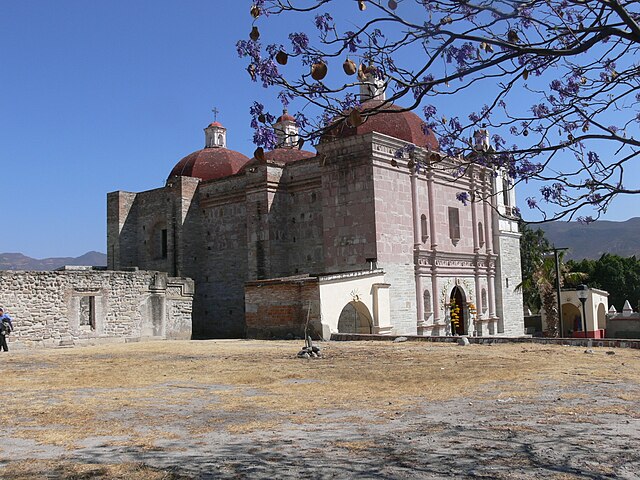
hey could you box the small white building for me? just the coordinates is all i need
[541,287,609,338]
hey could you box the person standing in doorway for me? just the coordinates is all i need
[0,307,14,352]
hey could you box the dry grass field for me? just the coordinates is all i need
[1,340,639,479]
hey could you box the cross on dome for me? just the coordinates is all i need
[204,107,226,148]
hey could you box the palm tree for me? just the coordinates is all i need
[519,222,587,337]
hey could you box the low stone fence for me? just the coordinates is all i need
[0,268,194,349]
[330,333,640,349]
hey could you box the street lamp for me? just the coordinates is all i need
[576,284,589,340]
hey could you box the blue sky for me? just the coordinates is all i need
[1,1,636,258]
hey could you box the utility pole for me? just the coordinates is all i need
[550,247,569,336]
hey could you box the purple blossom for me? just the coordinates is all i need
[294,112,309,129]
[526,197,538,209]
[423,104,437,119]
[314,13,333,33]
[587,193,602,204]
[253,126,278,150]
[236,39,261,61]
[531,103,550,118]
[587,151,600,165]
[343,31,361,53]
[413,75,434,100]
[394,143,417,159]
[289,32,309,55]
[338,93,361,111]
[540,183,565,202]
[456,191,470,206]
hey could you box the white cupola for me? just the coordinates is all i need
[205,121,227,148]
[472,126,491,152]
[273,110,299,148]
[359,69,386,102]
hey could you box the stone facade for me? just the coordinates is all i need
[108,107,524,339]
[0,268,193,349]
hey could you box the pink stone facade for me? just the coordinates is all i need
[108,114,524,339]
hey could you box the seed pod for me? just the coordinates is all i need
[343,58,357,75]
[311,61,328,81]
[247,64,257,81]
[276,51,288,65]
[388,0,397,10]
[254,147,265,163]
[523,129,529,137]
[485,43,494,53]
[258,114,266,123]
[523,69,529,80]
[250,26,260,41]
[357,62,367,81]
[358,0,366,11]
[507,30,519,43]
[441,16,453,25]
[250,5,260,18]
[348,108,363,127]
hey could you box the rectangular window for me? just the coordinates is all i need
[448,207,460,242]
[161,229,168,259]
[79,296,96,330]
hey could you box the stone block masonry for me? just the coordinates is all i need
[0,268,193,349]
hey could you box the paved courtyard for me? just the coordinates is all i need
[1,340,639,479]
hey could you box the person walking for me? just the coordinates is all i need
[0,307,14,352]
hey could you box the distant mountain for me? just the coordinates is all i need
[0,251,107,271]
[538,217,640,260]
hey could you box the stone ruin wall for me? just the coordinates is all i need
[0,268,193,349]
[245,276,321,340]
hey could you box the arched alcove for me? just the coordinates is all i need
[337,301,373,334]
[597,303,607,330]
[450,286,467,335]
[423,289,432,322]
[561,303,582,336]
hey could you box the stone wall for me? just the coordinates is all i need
[607,315,640,339]
[0,268,193,349]
[245,275,321,339]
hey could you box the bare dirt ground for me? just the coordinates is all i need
[1,340,639,479]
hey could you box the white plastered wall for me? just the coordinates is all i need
[317,271,391,339]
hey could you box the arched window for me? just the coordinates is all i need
[478,222,484,247]
[421,214,428,243]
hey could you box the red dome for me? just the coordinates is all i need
[241,148,316,172]
[276,112,296,123]
[324,100,439,150]
[168,147,250,182]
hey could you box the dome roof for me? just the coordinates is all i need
[241,148,316,172]
[324,100,439,150]
[168,147,250,182]
[276,111,296,123]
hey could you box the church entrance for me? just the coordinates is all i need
[450,286,467,336]
[337,301,373,334]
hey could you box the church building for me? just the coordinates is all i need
[107,86,524,339]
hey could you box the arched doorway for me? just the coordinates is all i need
[561,303,582,336]
[450,286,467,335]
[597,303,607,331]
[338,301,373,334]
